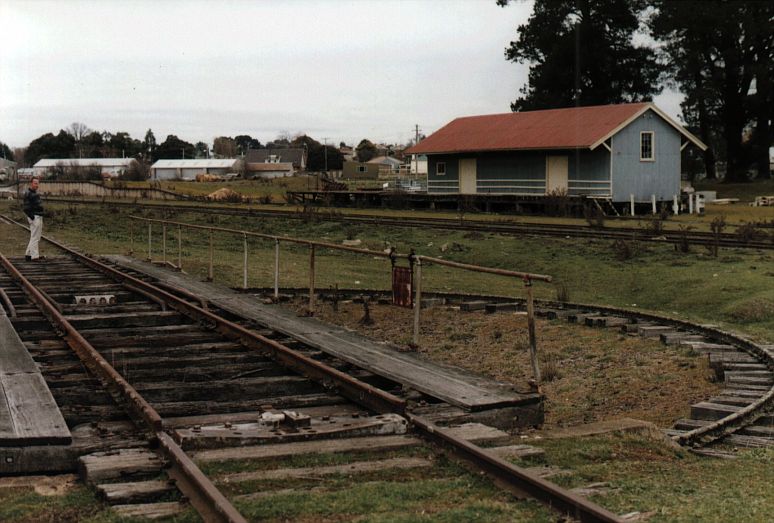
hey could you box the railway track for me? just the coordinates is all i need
[291,286,774,450]
[42,196,774,250]
[0,220,622,521]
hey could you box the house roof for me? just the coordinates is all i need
[407,103,706,155]
[151,159,238,169]
[34,158,133,168]
[367,156,403,166]
[245,148,305,165]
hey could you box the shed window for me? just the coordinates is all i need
[640,132,655,161]
[436,162,446,176]
[357,165,367,173]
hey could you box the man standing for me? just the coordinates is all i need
[22,177,45,261]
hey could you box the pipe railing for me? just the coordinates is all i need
[128,214,553,382]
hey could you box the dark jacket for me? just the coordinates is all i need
[23,189,44,219]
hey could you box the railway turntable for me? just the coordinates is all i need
[105,254,545,431]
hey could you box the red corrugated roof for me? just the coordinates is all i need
[407,103,651,155]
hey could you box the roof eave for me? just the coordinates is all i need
[410,145,592,155]
[589,103,708,151]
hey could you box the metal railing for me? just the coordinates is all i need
[128,215,552,381]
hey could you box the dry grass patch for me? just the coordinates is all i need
[288,299,720,430]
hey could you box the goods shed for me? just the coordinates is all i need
[407,103,707,204]
[151,159,239,180]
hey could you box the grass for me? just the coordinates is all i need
[2,200,772,341]
[0,197,773,521]
[527,434,774,523]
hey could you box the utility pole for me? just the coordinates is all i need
[413,124,420,175]
[323,137,329,173]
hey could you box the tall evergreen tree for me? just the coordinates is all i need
[650,0,774,181]
[499,0,660,111]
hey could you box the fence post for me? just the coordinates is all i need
[147,223,152,261]
[274,238,280,300]
[242,233,248,290]
[525,277,541,383]
[413,257,422,347]
[688,193,694,214]
[651,194,657,215]
[207,230,214,281]
[673,194,679,215]
[308,244,316,315]
[162,223,167,264]
[630,194,635,216]
[177,224,182,270]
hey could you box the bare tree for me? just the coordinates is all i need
[67,122,91,142]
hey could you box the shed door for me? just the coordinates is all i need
[459,158,477,194]
[546,156,568,193]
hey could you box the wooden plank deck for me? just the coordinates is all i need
[0,312,71,446]
[107,256,540,412]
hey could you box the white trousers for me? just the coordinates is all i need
[26,216,43,259]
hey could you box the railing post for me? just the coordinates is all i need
[629,194,635,216]
[207,229,214,282]
[525,277,541,383]
[147,223,152,261]
[162,223,167,263]
[308,243,316,315]
[413,257,422,347]
[177,224,182,270]
[274,238,280,300]
[242,233,248,290]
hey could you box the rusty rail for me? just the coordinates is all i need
[1,215,627,521]
[0,253,247,523]
[0,287,16,317]
[409,414,622,523]
[128,215,553,282]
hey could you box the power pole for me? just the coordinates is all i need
[413,124,420,175]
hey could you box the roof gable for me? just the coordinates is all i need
[407,103,706,155]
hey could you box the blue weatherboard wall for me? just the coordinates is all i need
[611,109,681,202]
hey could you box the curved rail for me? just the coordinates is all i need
[41,197,774,250]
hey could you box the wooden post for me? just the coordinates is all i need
[413,258,422,347]
[629,194,635,216]
[673,195,679,215]
[207,229,214,281]
[162,223,167,263]
[688,193,694,214]
[147,223,152,261]
[525,277,541,383]
[308,244,316,314]
[651,194,657,215]
[274,238,280,300]
[242,233,248,290]
[177,224,182,270]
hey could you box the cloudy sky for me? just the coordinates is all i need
[1,0,681,149]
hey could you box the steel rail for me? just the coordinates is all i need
[42,196,774,250]
[0,216,626,521]
[0,253,248,523]
[409,414,622,523]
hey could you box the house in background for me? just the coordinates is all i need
[245,148,306,171]
[407,154,428,175]
[367,155,403,174]
[0,158,16,182]
[407,103,707,204]
[150,159,239,180]
[342,161,380,180]
[32,158,133,178]
[246,162,293,179]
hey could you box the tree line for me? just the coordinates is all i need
[7,124,408,174]
[499,0,773,181]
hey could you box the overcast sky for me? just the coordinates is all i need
[1,0,682,150]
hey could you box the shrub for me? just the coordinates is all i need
[555,282,570,302]
[612,238,639,260]
[736,222,767,244]
[540,354,562,382]
[583,203,605,228]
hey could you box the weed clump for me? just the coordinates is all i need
[612,238,639,261]
[725,298,774,323]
